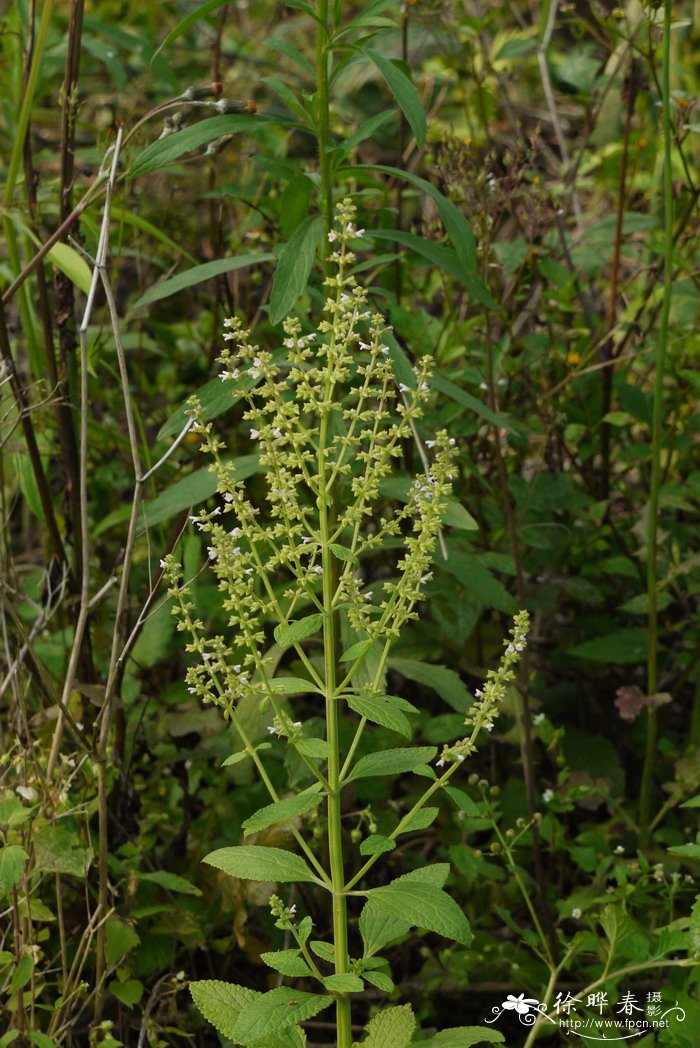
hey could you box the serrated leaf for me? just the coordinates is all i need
[340,639,373,663]
[0,794,34,829]
[353,1004,415,1048]
[261,949,313,978]
[191,980,255,1040]
[346,695,413,739]
[330,543,358,564]
[310,940,335,963]
[203,845,319,883]
[360,835,396,856]
[445,787,483,817]
[133,253,273,309]
[242,787,323,837]
[269,216,323,325]
[274,614,324,651]
[363,50,426,148]
[359,867,451,956]
[128,115,265,179]
[232,988,330,1042]
[296,738,330,759]
[324,973,364,993]
[348,747,437,781]
[139,870,202,895]
[399,806,438,834]
[362,970,394,992]
[367,880,472,946]
[0,845,29,898]
[424,1028,505,1047]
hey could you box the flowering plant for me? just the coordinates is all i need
[162,199,529,1047]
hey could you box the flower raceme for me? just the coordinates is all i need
[161,198,530,1048]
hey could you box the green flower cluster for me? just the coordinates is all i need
[161,198,455,722]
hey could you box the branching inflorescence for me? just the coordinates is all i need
[162,199,529,1047]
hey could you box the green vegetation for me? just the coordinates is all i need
[1,1,699,1045]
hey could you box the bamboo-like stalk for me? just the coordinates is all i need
[639,0,674,848]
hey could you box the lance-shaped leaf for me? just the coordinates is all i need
[203,845,319,883]
[242,786,324,837]
[133,253,273,309]
[363,49,426,148]
[269,215,323,325]
[128,115,265,179]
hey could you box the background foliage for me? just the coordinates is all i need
[1,0,699,1044]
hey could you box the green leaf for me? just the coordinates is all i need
[346,694,413,739]
[105,917,140,968]
[139,455,260,532]
[274,614,324,651]
[133,253,273,309]
[324,973,364,993]
[34,826,92,878]
[29,1035,57,1048]
[388,657,473,713]
[296,738,330,759]
[362,970,394,992]
[47,242,92,294]
[261,949,313,978]
[309,940,335,963]
[128,115,265,179]
[0,1031,20,1047]
[399,807,438,833]
[0,845,28,898]
[424,1028,505,1047]
[367,879,472,946]
[340,639,373,663]
[262,76,310,123]
[270,677,320,696]
[109,978,144,1007]
[353,1004,416,1048]
[242,787,324,837]
[9,954,34,993]
[0,794,34,829]
[354,164,476,275]
[668,843,700,860]
[330,543,358,565]
[445,787,482,817]
[203,845,319,883]
[232,988,331,1042]
[222,750,250,767]
[191,980,255,1041]
[269,215,323,325]
[360,835,396,856]
[139,870,202,896]
[363,49,426,148]
[152,0,230,60]
[431,373,516,434]
[348,747,437,781]
[681,795,700,808]
[443,502,479,531]
[341,110,396,153]
[568,628,648,664]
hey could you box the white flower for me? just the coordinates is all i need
[614,845,625,855]
[327,230,337,242]
[457,754,465,762]
[250,428,260,439]
[398,383,409,393]
[159,558,167,568]
[223,318,233,328]
[533,712,545,725]
[355,228,365,237]
[425,440,436,448]
[268,725,278,735]
[312,565,323,575]
[291,721,302,729]
[542,789,554,803]
[17,785,37,801]
[572,908,582,919]
[289,903,297,914]
[436,758,446,767]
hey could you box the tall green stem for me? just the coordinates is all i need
[639,0,673,847]
[316,0,333,241]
